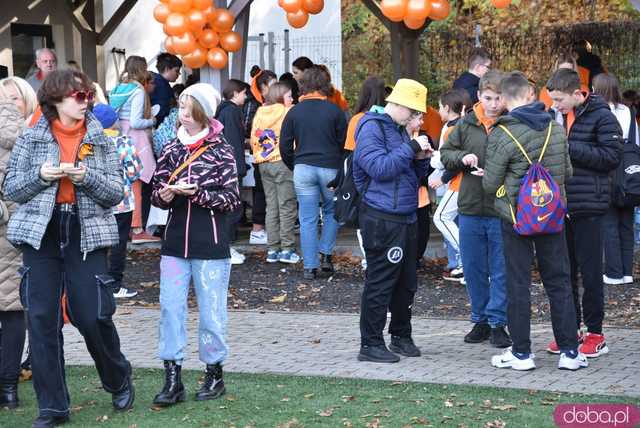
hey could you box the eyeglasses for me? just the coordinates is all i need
[68,90,95,104]
[410,110,423,119]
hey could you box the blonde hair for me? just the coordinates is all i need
[0,76,38,119]
[180,95,209,128]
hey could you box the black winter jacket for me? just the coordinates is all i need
[557,94,622,216]
[216,100,247,178]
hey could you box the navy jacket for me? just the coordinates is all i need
[353,112,429,220]
[556,94,622,216]
[215,100,247,178]
[453,71,480,104]
[150,72,174,128]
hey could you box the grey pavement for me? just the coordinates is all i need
[62,308,640,397]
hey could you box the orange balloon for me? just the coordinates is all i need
[153,3,171,23]
[380,0,407,22]
[219,31,242,53]
[198,29,220,48]
[406,0,431,20]
[287,9,309,28]
[302,0,324,14]
[490,0,511,8]
[210,9,234,33]
[278,0,285,7]
[281,0,302,13]
[203,5,216,21]
[164,37,177,54]
[164,13,188,36]
[186,9,207,32]
[168,0,192,13]
[428,0,450,20]
[207,47,228,69]
[192,0,212,10]
[172,31,197,55]
[403,16,425,30]
[160,0,169,3]
[182,46,207,69]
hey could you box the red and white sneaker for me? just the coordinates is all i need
[547,331,584,354]
[579,332,609,358]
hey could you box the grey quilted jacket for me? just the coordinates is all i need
[3,112,124,253]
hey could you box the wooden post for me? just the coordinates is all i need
[231,6,250,80]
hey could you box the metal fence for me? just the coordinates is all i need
[244,32,342,89]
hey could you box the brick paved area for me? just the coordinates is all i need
[62,308,640,397]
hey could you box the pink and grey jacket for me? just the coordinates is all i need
[151,120,240,260]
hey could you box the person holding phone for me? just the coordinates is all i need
[3,69,134,427]
[150,83,240,406]
[352,79,433,363]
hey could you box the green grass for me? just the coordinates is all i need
[2,366,638,427]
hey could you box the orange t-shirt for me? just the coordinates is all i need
[51,118,86,204]
[540,85,590,111]
[344,112,365,151]
[327,87,349,111]
[420,106,444,144]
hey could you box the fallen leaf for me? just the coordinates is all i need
[491,405,516,411]
[445,400,454,408]
[304,393,315,399]
[366,418,381,428]
[226,395,237,401]
[484,420,506,428]
[270,294,287,303]
[318,408,334,417]
[96,415,109,422]
[342,395,355,402]
[276,418,304,428]
[281,397,290,402]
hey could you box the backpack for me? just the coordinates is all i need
[497,123,567,236]
[612,108,640,208]
[333,120,385,228]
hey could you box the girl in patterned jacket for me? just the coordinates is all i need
[150,83,240,407]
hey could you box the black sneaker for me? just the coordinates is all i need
[357,345,400,363]
[490,326,513,348]
[464,323,491,343]
[389,336,421,357]
[303,268,317,280]
[32,415,70,428]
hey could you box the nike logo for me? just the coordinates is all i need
[537,213,552,222]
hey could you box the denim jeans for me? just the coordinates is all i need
[446,241,460,270]
[458,214,507,327]
[293,164,339,269]
[159,256,231,365]
[602,205,635,279]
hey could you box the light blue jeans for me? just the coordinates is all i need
[293,164,339,269]
[158,256,231,365]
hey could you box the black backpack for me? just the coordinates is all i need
[612,108,640,208]
[333,120,385,228]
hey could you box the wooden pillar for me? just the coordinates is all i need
[231,6,250,80]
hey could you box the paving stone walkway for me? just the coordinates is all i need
[61,308,640,398]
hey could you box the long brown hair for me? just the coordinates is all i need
[121,55,148,85]
[593,73,623,106]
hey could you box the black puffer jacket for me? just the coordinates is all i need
[559,94,622,216]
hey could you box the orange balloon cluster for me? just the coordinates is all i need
[380,0,450,28]
[153,0,243,69]
[277,0,324,29]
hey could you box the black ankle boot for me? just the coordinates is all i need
[320,254,334,274]
[195,363,226,401]
[32,414,69,428]
[153,361,185,407]
[0,380,19,409]
[303,268,317,280]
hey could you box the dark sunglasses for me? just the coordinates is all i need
[68,90,95,104]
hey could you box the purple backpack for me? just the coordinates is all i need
[497,123,566,236]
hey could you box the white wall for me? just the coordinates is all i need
[103,0,342,91]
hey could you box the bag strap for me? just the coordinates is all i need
[628,107,638,146]
[498,122,553,165]
[168,145,209,184]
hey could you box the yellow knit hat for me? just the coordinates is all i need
[385,78,428,113]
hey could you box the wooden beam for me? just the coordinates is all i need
[229,0,253,17]
[231,6,250,80]
[60,0,95,35]
[97,0,138,45]
[360,0,390,31]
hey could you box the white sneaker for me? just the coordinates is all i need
[623,276,634,284]
[113,287,138,298]
[558,352,588,370]
[603,275,624,285]
[460,277,466,286]
[249,230,267,245]
[230,247,245,265]
[361,259,367,271]
[491,347,536,371]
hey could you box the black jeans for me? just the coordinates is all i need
[141,181,153,229]
[108,212,133,289]
[21,208,131,417]
[359,205,418,346]
[0,311,26,383]
[417,205,431,261]
[602,205,635,279]
[501,222,578,354]
[252,164,266,226]
[566,215,605,334]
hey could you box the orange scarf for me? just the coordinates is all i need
[250,70,264,105]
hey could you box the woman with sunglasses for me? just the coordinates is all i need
[3,69,134,427]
